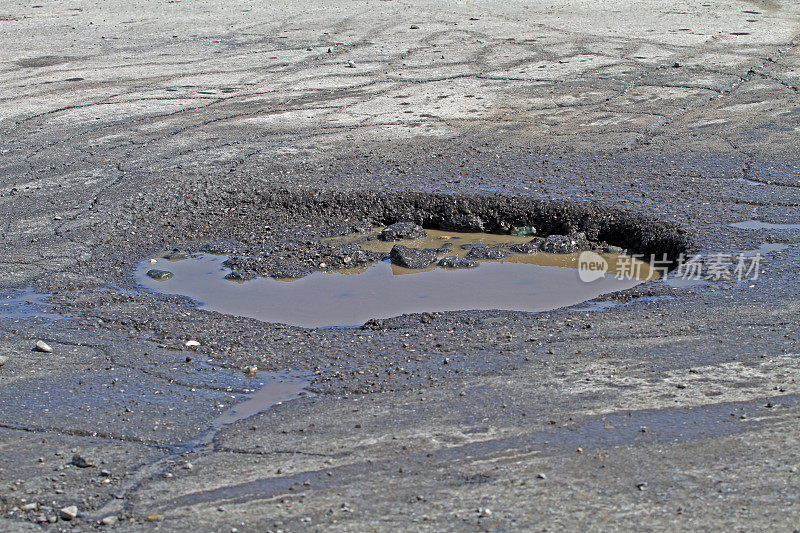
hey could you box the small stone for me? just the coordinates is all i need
[146,269,173,281]
[465,244,510,260]
[149,258,158,263]
[389,245,437,269]
[100,516,118,526]
[539,232,590,254]
[478,507,492,517]
[437,256,478,269]
[100,469,112,477]
[164,252,188,261]
[0,355,8,367]
[35,340,53,353]
[379,222,427,241]
[537,473,546,479]
[59,505,78,521]
[242,365,258,376]
[225,271,250,282]
[510,226,536,236]
[605,245,624,254]
[21,503,38,511]
[184,340,200,347]
[409,24,419,29]
[636,482,647,491]
[71,453,93,468]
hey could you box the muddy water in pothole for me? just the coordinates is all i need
[136,230,657,328]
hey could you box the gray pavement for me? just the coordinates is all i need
[1,0,799,530]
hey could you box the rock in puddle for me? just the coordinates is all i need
[438,256,479,269]
[539,232,591,254]
[163,251,188,261]
[379,222,426,241]
[34,340,52,353]
[389,245,437,269]
[225,270,253,282]
[146,269,173,281]
[465,244,510,260]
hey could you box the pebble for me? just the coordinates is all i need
[437,256,478,269]
[540,231,590,254]
[185,340,201,347]
[21,503,38,511]
[100,516,118,526]
[71,453,93,468]
[389,245,437,269]
[379,222,426,241]
[0,355,8,366]
[465,244,510,260]
[164,252,188,261]
[146,269,173,281]
[35,340,53,353]
[59,505,78,521]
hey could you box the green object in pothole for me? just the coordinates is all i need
[510,226,536,236]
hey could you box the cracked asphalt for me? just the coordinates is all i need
[1,0,799,530]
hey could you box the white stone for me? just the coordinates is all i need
[59,505,78,521]
[35,340,52,353]
[185,340,200,347]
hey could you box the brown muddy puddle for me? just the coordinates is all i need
[136,230,657,328]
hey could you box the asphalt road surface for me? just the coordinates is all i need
[1,0,799,530]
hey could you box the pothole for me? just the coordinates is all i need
[136,226,658,328]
